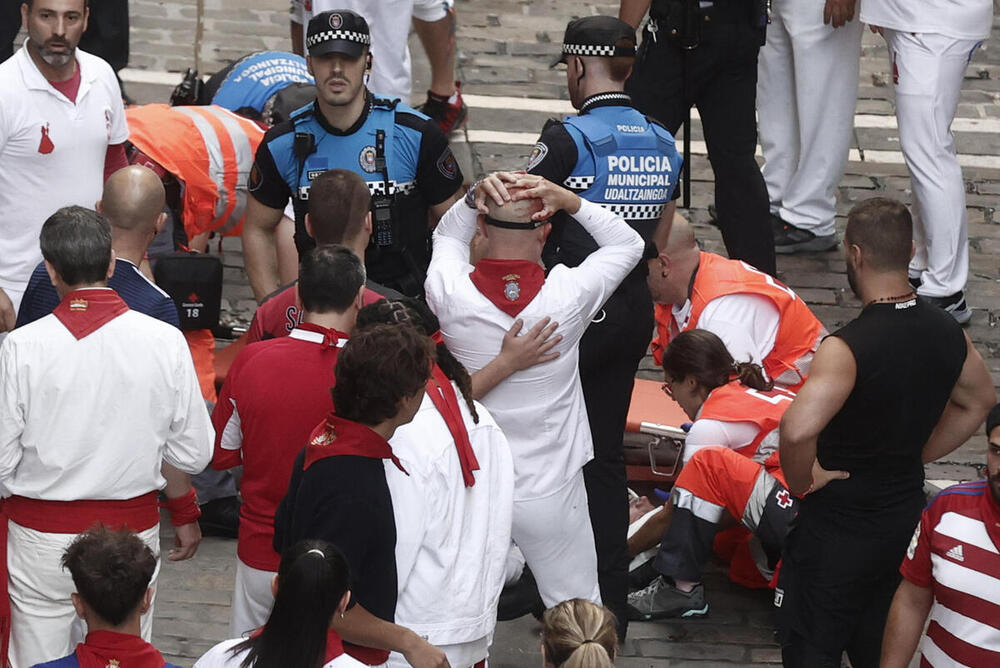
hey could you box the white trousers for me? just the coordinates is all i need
[7,521,160,668]
[758,0,862,235]
[230,559,276,637]
[308,0,451,103]
[511,470,601,609]
[887,30,980,297]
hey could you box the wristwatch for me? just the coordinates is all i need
[464,178,484,209]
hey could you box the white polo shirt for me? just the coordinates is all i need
[0,44,128,314]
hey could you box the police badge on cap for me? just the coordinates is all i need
[306,9,372,58]
[552,15,636,67]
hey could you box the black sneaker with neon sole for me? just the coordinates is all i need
[626,576,709,621]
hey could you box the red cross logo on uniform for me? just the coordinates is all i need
[775,489,794,509]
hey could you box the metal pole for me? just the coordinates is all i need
[194,0,205,74]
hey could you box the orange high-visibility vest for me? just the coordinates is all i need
[653,251,825,389]
[697,380,795,483]
[126,104,265,238]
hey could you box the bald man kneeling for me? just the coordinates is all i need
[425,171,644,609]
[647,218,825,392]
[15,166,180,328]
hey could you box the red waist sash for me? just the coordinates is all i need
[0,493,161,664]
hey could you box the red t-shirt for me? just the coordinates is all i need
[247,283,386,343]
[900,480,1000,667]
[211,323,349,571]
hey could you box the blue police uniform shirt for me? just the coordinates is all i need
[528,92,682,269]
[15,258,181,329]
[248,93,463,294]
[210,51,314,115]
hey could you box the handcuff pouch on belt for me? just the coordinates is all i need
[649,0,702,49]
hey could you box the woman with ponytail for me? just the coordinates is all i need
[541,599,617,668]
[194,540,364,668]
[626,329,847,621]
[354,298,515,668]
[659,328,788,466]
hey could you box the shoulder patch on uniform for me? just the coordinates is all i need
[436,147,458,180]
[248,163,263,192]
[542,117,562,132]
[527,142,549,171]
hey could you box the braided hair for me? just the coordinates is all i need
[356,298,480,423]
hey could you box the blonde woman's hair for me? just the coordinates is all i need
[541,599,617,667]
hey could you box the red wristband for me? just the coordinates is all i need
[160,488,201,526]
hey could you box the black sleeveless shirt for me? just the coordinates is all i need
[802,298,966,528]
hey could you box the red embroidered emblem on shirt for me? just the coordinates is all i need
[38,123,54,154]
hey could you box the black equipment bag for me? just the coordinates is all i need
[153,252,223,330]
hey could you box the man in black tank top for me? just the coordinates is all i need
[775,198,996,668]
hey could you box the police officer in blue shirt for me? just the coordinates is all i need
[202,51,317,125]
[242,9,464,301]
[527,15,682,640]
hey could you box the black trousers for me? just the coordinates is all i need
[627,21,776,276]
[580,277,654,639]
[3,1,129,70]
[775,500,920,668]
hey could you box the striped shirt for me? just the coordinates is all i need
[15,258,180,329]
[900,480,1000,667]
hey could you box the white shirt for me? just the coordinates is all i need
[672,293,781,373]
[0,306,213,499]
[385,388,514,667]
[0,45,128,312]
[860,0,993,40]
[426,198,644,500]
[682,419,762,464]
[194,638,366,668]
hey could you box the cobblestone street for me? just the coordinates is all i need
[48,0,1000,664]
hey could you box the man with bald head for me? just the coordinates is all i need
[426,171,644,609]
[16,165,179,328]
[647,219,824,391]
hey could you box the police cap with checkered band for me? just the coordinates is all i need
[552,15,636,68]
[306,10,372,59]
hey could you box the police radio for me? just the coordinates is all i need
[372,129,395,248]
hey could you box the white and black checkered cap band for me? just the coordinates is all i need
[306,30,372,49]
[562,43,634,57]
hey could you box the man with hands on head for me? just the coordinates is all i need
[426,171,644,611]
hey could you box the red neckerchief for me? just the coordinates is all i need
[294,322,350,348]
[52,288,130,340]
[323,628,346,663]
[425,364,480,487]
[304,414,407,474]
[247,627,346,663]
[469,258,545,317]
[75,630,166,668]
